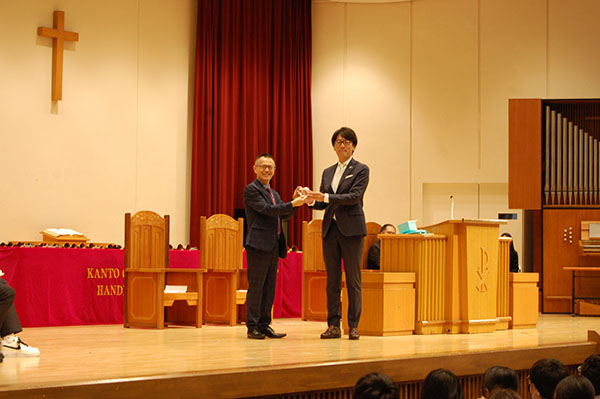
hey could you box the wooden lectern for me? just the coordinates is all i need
[379,233,447,334]
[424,219,505,334]
[41,228,89,245]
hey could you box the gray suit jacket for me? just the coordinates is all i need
[312,158,369,238]
[243,179,295,257]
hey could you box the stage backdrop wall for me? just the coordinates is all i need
[311,0,600,261]
[4,0,600,259]
[0,0,197,246]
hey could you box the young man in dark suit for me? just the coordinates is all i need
[243,153,306,339]
[307,127,369,340]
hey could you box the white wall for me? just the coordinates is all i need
[0,0,196,245]
[4,0,600,257]
[311,0,600,261]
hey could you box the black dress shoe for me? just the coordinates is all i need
[260,326,286,338]
[320,325,341,339]
[247,328,266,339]
[349,327,360,340]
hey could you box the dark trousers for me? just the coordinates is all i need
[323,221,363,328]
[0,279,21,337]
[245,246,279,330]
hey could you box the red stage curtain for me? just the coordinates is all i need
[190,0,313,248]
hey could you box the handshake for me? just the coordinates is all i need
[291,186,325,207]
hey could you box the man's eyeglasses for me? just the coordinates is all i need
[255,164,275,171]
[334,139,352,147]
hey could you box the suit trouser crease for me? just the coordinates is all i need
[245,247,279,329]
[323,221,363,328]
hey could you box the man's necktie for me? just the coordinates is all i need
[267,187,281,235]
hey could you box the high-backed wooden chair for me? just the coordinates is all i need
[302,219,327,321]
[124,211,203,329]
[200,214,244,325]
[302,219,381,320]
[361,222,382,269]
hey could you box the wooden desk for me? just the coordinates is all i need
[379,220,520,334]
[342,271,416,336]
[563,266,600,315]
[509,273,539,329]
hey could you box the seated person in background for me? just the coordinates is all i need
[367,224,397,270]
[501,233,520,273]
[488,388,522,399]
[528,358,569,399]
[0,277,40,358]
[554,375,595,399]
[353,372,399,399]
[421,368,464,399]
[480,366,520,398]
[580,353,600,398]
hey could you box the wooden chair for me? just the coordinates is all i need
[302,220,382,320]
[361,222,382,269]
[236,269,249,324]
[123,211,203,329]
[301,219,327,321]
[200,214,245,325]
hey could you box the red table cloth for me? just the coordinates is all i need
[0,247,301,327]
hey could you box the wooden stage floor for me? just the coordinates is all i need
[1,314,599,399]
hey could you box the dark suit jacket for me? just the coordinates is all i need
[367,240,380,270]
[312,158,369,238]
[243,179,295,258]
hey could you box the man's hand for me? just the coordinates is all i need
[307,190,325,202]
[292,195,307,207]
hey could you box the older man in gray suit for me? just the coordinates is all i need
[307,127,369,340]
[243,153,305,339]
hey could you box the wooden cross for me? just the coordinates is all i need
[37,11,79,101]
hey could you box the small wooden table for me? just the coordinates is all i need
[563,266,600,315]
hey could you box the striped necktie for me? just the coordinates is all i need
[267,187,281,235]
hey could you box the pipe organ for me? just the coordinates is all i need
[509,99,600,314]
[543,102,600,206]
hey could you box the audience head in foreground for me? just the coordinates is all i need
[528,358,569,399]
[553,375,594,399]
[482,366,520,398]
[580,353,600,398]
[488,388,522,399]
[421,368,463,399]
[353,372,399,399]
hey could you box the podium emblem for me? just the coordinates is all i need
[476,247,489,293]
